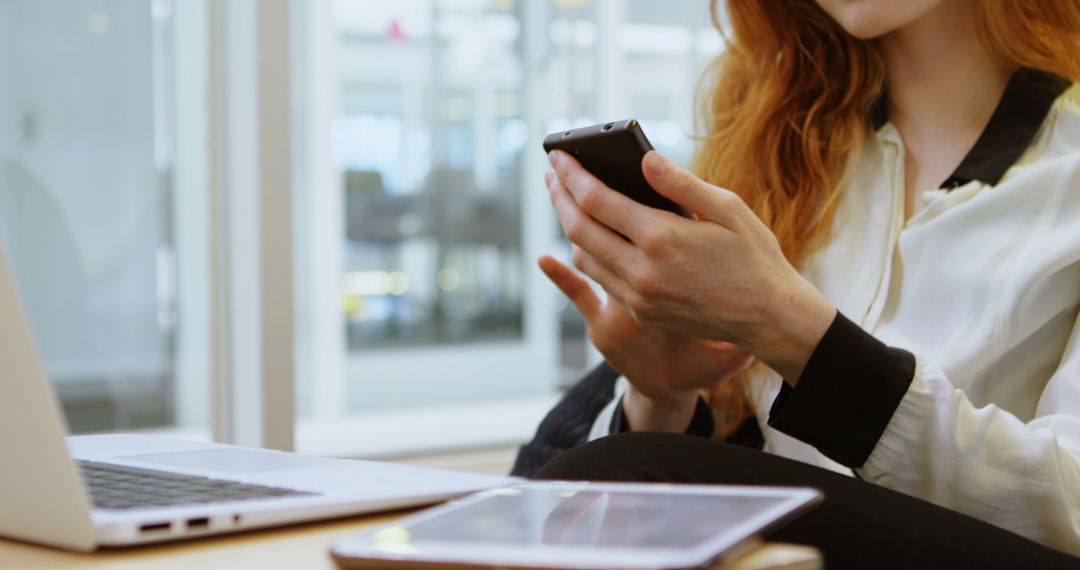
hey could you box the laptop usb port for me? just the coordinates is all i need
[139,522,172,534]
[187,517,210,530]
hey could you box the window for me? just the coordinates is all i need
[334,0,536,407]
[0,0,725,458]
[0,0,210,435]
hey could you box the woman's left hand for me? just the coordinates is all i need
[546,149,837,383]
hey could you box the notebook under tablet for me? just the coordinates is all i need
[0,236,513,552]
[330,481,823,570]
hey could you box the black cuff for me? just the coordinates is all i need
[612,394,715,438]
[767,312,916,468]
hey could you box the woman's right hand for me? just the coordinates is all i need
[539,254,753,433]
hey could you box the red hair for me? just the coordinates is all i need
[697,0,1080,437]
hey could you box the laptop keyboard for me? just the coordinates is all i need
[78,460,319,510]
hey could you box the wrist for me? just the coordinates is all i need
[749,276,836,384]
[622,384,699,433]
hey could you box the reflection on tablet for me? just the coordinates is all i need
[398,487,802,550]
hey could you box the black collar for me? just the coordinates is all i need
[870,68,1072,189]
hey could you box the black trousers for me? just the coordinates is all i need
[535,432,1080,570]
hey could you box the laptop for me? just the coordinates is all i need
[0,240,514,552]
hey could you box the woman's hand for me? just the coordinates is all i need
[539,255,753,432]
[545,150,836,383]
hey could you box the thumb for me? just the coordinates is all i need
[642,151,743,228]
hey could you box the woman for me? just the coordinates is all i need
[518,0,1080,567]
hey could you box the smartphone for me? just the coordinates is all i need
[543,119,682,214]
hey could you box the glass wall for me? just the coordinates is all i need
[336,0,527,351]
[308,0,554,421]
[0,0,209,434]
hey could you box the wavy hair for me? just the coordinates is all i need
[698,0,1080,437]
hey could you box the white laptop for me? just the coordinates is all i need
[0,240,514,552]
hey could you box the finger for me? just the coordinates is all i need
[547,150,656,243]
[537,255,600,321]
[641,151,745,229]
[548,172,639,275]
[568,245,637,309]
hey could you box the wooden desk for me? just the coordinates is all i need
[0,512,821,570]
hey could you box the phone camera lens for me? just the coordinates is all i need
[563,131,571,137]
[602,123,614,131]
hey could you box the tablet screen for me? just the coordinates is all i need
[332,482,821,569]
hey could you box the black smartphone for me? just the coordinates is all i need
[543,119,682,214]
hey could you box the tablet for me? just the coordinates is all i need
[330,481,822,570]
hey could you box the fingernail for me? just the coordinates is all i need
[544,171,554,186]
[644,151,666,176]
[548,150,561,165]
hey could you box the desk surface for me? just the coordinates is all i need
[0,512,821,570]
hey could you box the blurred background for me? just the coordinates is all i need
[0,0,726,460]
